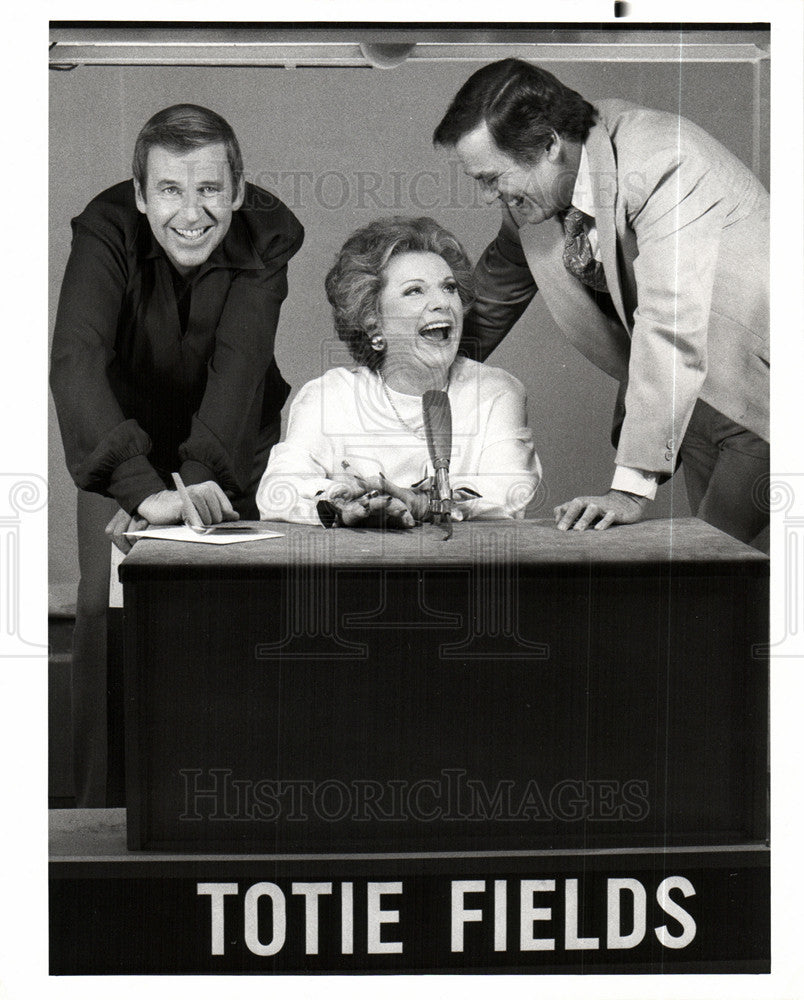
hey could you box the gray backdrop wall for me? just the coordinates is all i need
[49,57,768,611]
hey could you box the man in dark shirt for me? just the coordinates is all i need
[50,104,304,805]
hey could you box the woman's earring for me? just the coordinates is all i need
[370,333,385,352]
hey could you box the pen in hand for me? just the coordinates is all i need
[170,473,251,535]
[171,472,207,531]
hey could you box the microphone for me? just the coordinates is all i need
[422,389,453,537]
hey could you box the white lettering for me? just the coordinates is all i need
[367,882,403,954]
[341,882,354,955]
[291,882,332,955]
[450,880,485,952]
[494,879,507,952]
[196,882,238,956]
[655,876,696,949]
[606,878,647,949]
[565,878,600,949]
[520,879,555,951]
[244,882,286,956]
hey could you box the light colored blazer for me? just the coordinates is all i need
[465,99,769,475]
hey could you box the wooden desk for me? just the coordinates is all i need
[120,517,768,856]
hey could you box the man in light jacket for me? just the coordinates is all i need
[435,58,769,548]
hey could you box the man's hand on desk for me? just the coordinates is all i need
[136,482,239,528]
[554,489,650,532]
[105,507,148,555]
[106,482,239,553]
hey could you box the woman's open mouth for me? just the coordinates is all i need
[418,321,452,343]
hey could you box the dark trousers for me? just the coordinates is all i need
[71,421,280,807]
[679,399,769,552]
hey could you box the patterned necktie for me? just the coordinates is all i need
[561,206,609,293]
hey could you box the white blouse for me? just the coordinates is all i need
[256,356,541,524]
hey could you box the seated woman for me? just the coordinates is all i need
[257,216,541,526]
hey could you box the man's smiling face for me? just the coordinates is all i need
[455,122,577,226]
[134,142,244,274]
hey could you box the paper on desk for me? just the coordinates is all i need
[124,525,283,545]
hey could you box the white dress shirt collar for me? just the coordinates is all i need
[570,144,596,219]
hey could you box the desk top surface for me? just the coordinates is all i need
[120,517,766,579]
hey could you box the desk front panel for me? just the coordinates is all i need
[123,525,767,853]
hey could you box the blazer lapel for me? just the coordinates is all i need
[585,122,631,333]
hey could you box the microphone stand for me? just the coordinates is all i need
[422,389,453,540]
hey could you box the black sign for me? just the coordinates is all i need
[50,850,768,974]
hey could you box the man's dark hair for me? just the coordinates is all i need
[132,104,244,191]
[433,58,597,164]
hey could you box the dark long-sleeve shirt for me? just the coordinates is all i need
[50,180,304,514]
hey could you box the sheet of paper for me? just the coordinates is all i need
[123,525,283,545]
